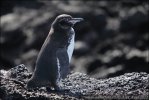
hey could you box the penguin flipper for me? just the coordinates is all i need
[56,48,70,79]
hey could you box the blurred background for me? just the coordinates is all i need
[0,0,148,79]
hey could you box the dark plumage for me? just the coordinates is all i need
[26,14,83,90]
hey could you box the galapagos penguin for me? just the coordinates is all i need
[26,14,83,91]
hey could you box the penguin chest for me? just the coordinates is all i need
[56,48,69,79]
[67,34,75,62]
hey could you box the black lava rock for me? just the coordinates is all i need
[0,64,148,99]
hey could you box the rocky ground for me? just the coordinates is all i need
[0,64,149,100]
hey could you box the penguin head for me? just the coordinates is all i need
[52,14,83,30]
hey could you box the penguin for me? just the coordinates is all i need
[26,14,83,91]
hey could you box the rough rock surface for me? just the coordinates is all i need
[0,64,149,100]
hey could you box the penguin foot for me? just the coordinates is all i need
[46,87,70,93]
[46,86,60,92]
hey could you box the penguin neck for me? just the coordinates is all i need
[51,27,74,48]
[54,27,70,38]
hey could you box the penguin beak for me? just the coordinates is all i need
[69,18,84,25]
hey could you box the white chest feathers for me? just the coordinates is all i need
[67,29,75,63]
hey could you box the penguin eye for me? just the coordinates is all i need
[67,17,71,21]
[59,17,73,29]
[59,20,68,26]
[66,18,71,21]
